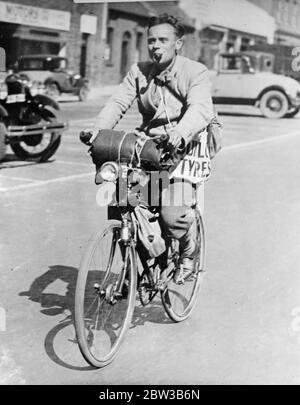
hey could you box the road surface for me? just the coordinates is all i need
[0,99,300,385]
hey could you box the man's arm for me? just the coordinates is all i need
[90,64,138,142]
[173,65,214,146]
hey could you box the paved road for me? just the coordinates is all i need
[0,100,300,385]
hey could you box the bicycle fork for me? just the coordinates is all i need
[94,218,133,305]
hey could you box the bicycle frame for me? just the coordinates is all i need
[99,160,203,300]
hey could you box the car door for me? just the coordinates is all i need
[211,55,244,104]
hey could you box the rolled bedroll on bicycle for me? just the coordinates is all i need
[74,129,207,369]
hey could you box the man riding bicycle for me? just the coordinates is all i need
[80,13,214,281]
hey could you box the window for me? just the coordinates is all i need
[220,55,242,71]
[19,59,44,70]
[241,37,250,52]
[135,32,143,63]
[105,27,114,65]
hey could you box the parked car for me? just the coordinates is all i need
[15,54,90,101]
[209,51,300,118]
[0,71,67,163]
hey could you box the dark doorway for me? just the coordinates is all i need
[0,23,20,68]
[80,33,89,78]
[120,31,132,80]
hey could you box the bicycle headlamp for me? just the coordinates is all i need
[99,162,119,182]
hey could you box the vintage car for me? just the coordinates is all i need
[0,71,67,163]
[209,51,300,118]
[15,54,90,101]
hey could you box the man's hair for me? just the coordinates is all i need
[148,13,185,38]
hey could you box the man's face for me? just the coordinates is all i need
[147,23,183,68]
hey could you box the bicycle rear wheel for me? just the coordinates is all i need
[161,209,205,322]
[74,221,137,368]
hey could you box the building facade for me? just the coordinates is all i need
[179,0,276,69]
[248,0,300,46]
[102,1,199,85]
[0,0,107,84]
[0,0,199,86]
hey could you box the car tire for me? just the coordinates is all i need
[0,122,7,162]
[260,90,289,119]
[45,82,60,100]
[78,85,89,101]
[284,107,300,118]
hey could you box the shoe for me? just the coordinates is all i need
[173,257,195,285]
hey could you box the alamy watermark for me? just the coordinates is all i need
[0,307,6,332]
[292,47,300,72]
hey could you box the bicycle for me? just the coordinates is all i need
[74,132,206,368]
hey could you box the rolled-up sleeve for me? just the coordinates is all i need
[175,66,214,144]
[93,64,138,131]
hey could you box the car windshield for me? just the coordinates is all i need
[18,57,68,71]
[220,56,242,71]
[46,57,67,71]
[220,55,255,73]
[19,59,44,70]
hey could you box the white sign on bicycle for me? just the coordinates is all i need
[170,133,211,183]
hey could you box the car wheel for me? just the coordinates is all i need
[260,90,289,119]
[0,122,7,161]
[78,85,89,101]
[45,82,60,100]
[284,107,300,118]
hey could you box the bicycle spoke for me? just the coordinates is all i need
[75,222,137,367]
[161,209,205,322]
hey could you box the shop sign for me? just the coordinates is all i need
[0,1,71,31]
[80,14,98,34]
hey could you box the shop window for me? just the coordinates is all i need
[241,38,250,52]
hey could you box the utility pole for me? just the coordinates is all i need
[101,2,108,41]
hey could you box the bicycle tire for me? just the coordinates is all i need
[161,208,206,322]
[74,221,137,368]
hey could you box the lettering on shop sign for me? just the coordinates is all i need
[0,1,71,31]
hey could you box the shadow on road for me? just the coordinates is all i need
[131,301,172,328]
[19,265,77,316]
[19,265,173,371]
[19,265,95,371]
[0,153,57,169]
[44,319,94,371]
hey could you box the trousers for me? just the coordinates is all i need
[108,173,204,258]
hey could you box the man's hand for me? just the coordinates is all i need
[167,129,185,150]
[79,128,98,146]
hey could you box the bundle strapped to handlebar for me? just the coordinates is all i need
[89,129,184,172]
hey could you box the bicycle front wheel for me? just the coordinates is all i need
[74,221,137,368]
[161,209,206,322]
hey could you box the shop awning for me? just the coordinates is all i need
[180,0,276,43]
